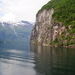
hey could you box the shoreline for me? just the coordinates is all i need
[31,43,75,49]
[44,44,75,49]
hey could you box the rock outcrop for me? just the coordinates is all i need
[30,0,75,48]
[30,9,66,46]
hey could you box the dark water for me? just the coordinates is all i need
[0,44,75,75]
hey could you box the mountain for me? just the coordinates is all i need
[0,20,33,44]
[30,0,75,48]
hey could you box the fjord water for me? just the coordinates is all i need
[0,44,75,75]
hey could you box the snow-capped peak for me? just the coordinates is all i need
[0,20,33,27]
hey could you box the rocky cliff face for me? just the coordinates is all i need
[31,9,65,46]
[30,0,75,48]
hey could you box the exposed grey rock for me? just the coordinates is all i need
[30,9,66,46]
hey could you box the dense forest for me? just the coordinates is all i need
[36,0,75,47]
[38,0,75,27]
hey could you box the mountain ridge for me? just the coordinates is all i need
[0,20,33,44]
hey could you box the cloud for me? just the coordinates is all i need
[2,12,16,21]
[0,0,50,22]
[0,1,2,3]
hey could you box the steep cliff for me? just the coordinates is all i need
[30,0,75,48]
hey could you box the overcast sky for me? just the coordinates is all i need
[0,0,50,22]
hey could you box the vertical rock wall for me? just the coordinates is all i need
[30,9,65,46]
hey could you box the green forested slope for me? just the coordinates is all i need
[37,0,75,47]
[38,0,75,27]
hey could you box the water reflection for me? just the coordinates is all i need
[0,44,36,75]
[31,45,75,75]
[0,43,75,75]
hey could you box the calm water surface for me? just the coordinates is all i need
[0,44,75,75]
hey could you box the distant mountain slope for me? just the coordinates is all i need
[0,20,33,44]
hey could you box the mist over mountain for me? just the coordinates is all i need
[0,20,34,44]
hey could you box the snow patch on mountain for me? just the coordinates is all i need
[0,20,33,43]
[0,20,34,27]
